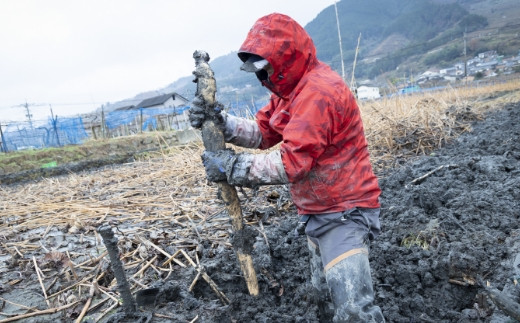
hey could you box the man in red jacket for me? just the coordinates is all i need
[190,13,384,322]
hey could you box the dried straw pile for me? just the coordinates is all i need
[0,141,288,322]
[360,80,520,171]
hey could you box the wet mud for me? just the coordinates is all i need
[1,104,519,322]
[143,104,520,322]
[372,103,520,322]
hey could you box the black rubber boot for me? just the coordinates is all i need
[308,240,335,322]
[325,252,385,323]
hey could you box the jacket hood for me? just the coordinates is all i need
[238,13,318,98]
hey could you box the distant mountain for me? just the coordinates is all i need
[317,0,518,83]
[111,0,519,110]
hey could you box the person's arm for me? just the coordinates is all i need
[201,149,288,187]
[222,113,262,148]
[228,150,288,186]
[202,92,334,187]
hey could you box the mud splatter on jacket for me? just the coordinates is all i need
[239,13,381,214]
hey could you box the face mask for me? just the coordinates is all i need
[255,64,274,86]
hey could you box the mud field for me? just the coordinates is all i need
[0,103,519,322]
[174,103,519,322]
[373,103,520,322]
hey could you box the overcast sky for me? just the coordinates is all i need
[0,0,333,121]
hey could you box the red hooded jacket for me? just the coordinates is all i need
[239,13,381,214]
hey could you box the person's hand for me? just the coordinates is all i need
[188,95,207,129]
[201,149,235,182]
[189,96,226,129]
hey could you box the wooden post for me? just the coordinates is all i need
[50,105,61,147]
[139,109,143,134]
[192,50,259,296]
[97,225,137,315]
[101,105,106,139]
[174,106,180,130]
[0,122,7,153]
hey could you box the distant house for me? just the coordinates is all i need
[420,70,440,79]
[478,51,497,59]
[83,92,192,138]
[417,70,442,84]
[476,60,498,70]
[443,75,457,83]
[133,92,190,131]
[357,86,381,100]
[467,58,479,67]
[114,105,136,111]
[439,67,457,76]
[137,92,188,110]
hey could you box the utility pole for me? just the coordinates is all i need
[139,108,143,133]
[334,1,346,81]
[23,101,34,130]
[50,105,61,146]
[0,122,7,153]
[351,33,361,92]
[101,105,106,139]
[463,28,468,85]
[173,106,179,130]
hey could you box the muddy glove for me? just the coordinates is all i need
[202,149,288,187]
[201,149,235,182]
[188,96,226,129]
[224,114,263,149]
[229,150,289,187]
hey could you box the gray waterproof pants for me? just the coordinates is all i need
[304,208,385,322]
[305,208,381,269]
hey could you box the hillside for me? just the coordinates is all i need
[307,0,471,74]
[312,0,519,81]
[109,0,520,110]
